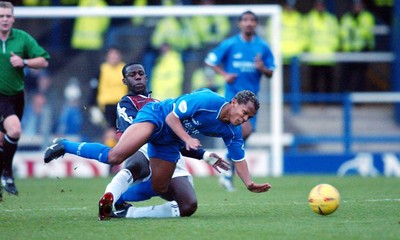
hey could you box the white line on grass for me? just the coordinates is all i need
[4,199,399,212]
[364,198,400,202]
[2,207,88,212]
[202,198,400,206]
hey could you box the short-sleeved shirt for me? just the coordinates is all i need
[205,34,275,100]
[0,28,50,96]
[116,92,191,179]
[134,88,245,163]
[116,93,156,135]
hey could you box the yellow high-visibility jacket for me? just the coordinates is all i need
[340,10,375,52]
[71,0,110,50]
[151,49,183,100]
[304,10,339,65]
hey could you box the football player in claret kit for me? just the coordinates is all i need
[46,62,228,220]
[45,67,271,219]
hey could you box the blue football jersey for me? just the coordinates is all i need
[134,88,246,161]
[205,34,275,100]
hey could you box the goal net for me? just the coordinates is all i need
[15,5,283,176]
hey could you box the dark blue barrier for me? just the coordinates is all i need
[284,152,400,176]
[393,2,400,124]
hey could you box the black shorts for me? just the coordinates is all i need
[104,104,117,128]
[0,91,25,133]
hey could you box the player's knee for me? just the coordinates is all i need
[125,157,150,179]
[179,200,197,217]
[6,126,21,138]
[4,116,22,138]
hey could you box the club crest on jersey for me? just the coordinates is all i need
[233,52,242,59]
[178,101,188,113]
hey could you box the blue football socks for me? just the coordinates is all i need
[119,180,159,203]
[63,140,110,164]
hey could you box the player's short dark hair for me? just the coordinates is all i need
[234,90,260,111]
[122,62,144,77]
[239,10,258,22]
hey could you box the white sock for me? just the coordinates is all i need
[125,201,180,218]
[104,169,134,206]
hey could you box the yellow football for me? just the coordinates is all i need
[308,184,340,215]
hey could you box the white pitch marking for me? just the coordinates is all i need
[2,207,88,212]
[202,198,400,207]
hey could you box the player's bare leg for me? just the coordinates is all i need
[106,122,155,165]
[149,157,176,194]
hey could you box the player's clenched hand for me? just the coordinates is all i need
[246,182,272,193]
[185,137,202,151]
[10,52,24,68]
[203,152,230,173]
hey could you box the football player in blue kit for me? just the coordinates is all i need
[205,10,275,191]
[45,62,228,220]
[45,86,271,219]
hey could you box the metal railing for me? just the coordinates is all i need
[286,52,395,114]
[284,52,400,154]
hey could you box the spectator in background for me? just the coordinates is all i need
[144,16,183,83]
[57,78,83,136]
[192,0,231,52]
[71,0,110,81]
[304,0,339,94]
[21,0,50,6]
[0,1,50,197]
[191,66,224,95]
[130,0,147,27]
[272,0,306,92]
[339,0,375,92]
[205,10,275,192]
[140,0,193,83]
[71,0,109,51]
[184,0,231,93]
[24,68,49,101]
[150,43,184,100]
[22,94,52,146]
[22,69,53,148]
[89,46,126,149]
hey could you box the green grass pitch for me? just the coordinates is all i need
[0,176,399,240]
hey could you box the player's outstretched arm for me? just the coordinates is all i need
[234,160,271,193]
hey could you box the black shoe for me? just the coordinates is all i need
[110,208,129,218]
[44,138,66,163]
[111,207,131,219]
[111,201,131,218]
[0,185,3,202]
[114,201,132,211]
[1,176,18,196]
